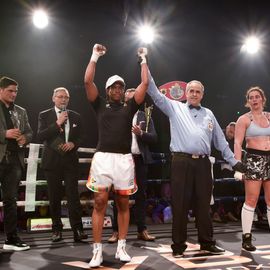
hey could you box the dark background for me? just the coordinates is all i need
[1,0,270,152]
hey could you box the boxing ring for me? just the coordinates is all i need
[0,143,266,231]
[0,144,270,270]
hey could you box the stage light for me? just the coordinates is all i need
[33,10,48,29]
[241,36,260,54]
[138,25,155,44]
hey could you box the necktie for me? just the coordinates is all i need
[189,104,201,110]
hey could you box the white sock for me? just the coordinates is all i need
[241,203,255,234]
[267,205,270,229]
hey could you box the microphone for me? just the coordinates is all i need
[59,105,68,124]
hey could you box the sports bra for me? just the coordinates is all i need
[246,112,270,137]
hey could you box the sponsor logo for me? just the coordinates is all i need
[28,216,112,231]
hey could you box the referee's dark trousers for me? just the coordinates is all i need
[171,153,214,253]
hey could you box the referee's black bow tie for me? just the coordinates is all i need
[189,104,201,110]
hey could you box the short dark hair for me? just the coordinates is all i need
[0,76,18,88]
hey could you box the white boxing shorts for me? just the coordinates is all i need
[86,152,137,195]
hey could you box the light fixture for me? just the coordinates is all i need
[241,36,260,54]
[137,25,155,44]
[33,10,48,29]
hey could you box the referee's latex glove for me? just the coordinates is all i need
[232,161,247,173]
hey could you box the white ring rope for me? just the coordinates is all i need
[0,144,136,210]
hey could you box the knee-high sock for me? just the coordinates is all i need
[241,203,255,234]
[267,205,270,229]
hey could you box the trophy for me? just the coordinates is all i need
[144,103,153,133]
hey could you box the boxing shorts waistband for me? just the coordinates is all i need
[246,148,270,156]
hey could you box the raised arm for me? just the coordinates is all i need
[134,48,149,105]
[234,114,248,161]
[147,71,175,117]
[84,44,106,102]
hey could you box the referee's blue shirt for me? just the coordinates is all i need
[147,74,237,167]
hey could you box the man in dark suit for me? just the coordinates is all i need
[0,76,33,251]
[108,88,158,243]
[37,87,87,242]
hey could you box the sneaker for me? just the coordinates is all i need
[242,233,256,252]
[108,231,118,243]
[89,243,103,268]
[115,239,131,262]
[3,236,30,251]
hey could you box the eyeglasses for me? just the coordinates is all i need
[55,95,70,100]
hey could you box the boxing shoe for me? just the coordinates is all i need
[115,239,131,262]
[89,243,103,268]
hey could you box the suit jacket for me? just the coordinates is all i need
[37,108,82,170]
[135,110,157,164]
[0,103,33,167]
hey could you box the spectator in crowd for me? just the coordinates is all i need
[221,122,237,177]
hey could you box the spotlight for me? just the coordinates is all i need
[137,25,155,44]
[241,36,260,54]
[33,10,48,29]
